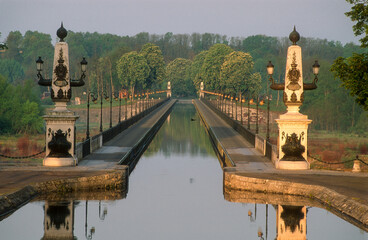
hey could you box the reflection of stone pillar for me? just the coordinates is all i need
[42,201,74,240]
[276,205,307,240]
[167,81,172,98]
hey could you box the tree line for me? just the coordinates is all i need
[0,29,367,134]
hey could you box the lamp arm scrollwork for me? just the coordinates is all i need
[269,75,284,90]
[70,73,86,87]
[303,75,318,91]
[37,72,52,86]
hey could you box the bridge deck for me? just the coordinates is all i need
[194,99,368,206]
[78,99,176,169]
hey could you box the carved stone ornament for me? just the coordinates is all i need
[48,129,72,158]
[280,133,306,161]
[287,52,301,91]
[290,92,298,102]
[53,48,68,88]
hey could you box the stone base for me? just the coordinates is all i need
[43,157,76,167]
[277,160,309,170]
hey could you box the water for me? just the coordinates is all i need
[0,103,367,240]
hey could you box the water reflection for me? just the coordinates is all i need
[145,103,216,158]
[277,205,307,240]
[225,187,367,238]
[42,201,75,240]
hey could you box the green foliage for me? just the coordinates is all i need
[345,0,368,47]
[0,75,43,134]
[220,51,261,96]
[0,58,24,84]
[331,53,368,110]
[201,44,233,91]
[190,50,208,90]
[329,1,368,112]
[140,43,165,89]
[116,51,149,95]
[166,58,195,97]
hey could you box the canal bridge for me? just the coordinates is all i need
[1,96,368,231]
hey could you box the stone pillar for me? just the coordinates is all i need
[275,44,311,169]
[200,81,204,99]
[38,24,85,167]
[167,81,172,98]
[271,27,318,170]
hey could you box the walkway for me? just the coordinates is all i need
[194,99,368,205]
[79,99,176,169]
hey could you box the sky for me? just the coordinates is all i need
[0,0,361,45]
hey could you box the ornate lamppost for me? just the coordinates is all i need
[84,91,97,140]
[36,23,87,166]
[267,27,320,170]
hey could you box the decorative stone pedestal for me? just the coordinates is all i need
[276,110,311,170]
[43,104,79,167]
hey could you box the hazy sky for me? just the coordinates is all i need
[0,0,360,45]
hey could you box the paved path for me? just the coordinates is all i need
[79,99,176,169]
[194,99,274,171]
[194,99,368,205]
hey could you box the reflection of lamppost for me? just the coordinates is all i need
[83,91,97,140]
[99,201,108,220]
[85,200,95,240]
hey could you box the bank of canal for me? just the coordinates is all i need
[0,103,367,239]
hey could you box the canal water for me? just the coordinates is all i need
[0,103,367,240]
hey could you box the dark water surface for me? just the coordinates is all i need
[0,103,367,240]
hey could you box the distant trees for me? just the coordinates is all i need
[0,28,366,134]
[116,51,149,97]
[140,43,165,90]
[200,44,233,91]
[220,51,261,99]
[0,75,43,134]
[166,58,195,97]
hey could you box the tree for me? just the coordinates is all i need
[201,44,233,91]
[166,58,195,97]
[331,0,368,111]
[140,43,165,90]
[116,51,149,96]
[0,59,24,84]
[190,50,208,91]
[331,53,368,110]
[220,51,261,97]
